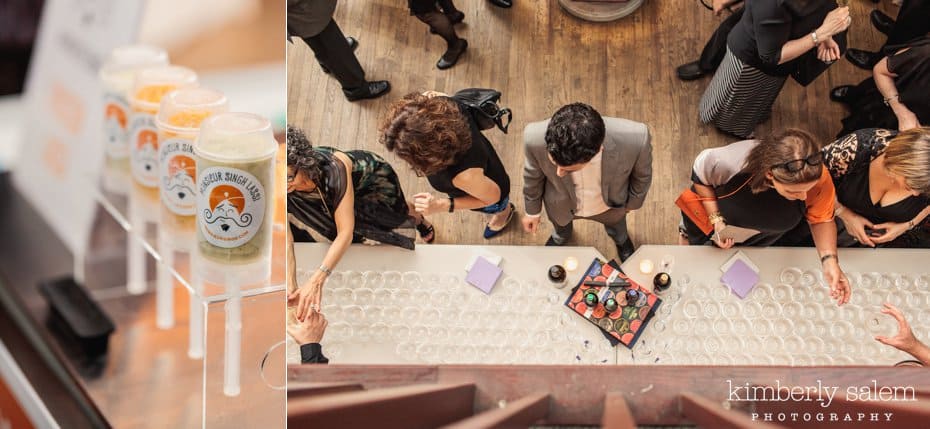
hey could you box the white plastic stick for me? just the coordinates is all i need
[224,273,242,397]
[156,245,174,330]
[127,200,146,294]
[188,260,204,359]
[73,252,86,285]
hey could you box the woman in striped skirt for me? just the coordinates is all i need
[699,0,851,138]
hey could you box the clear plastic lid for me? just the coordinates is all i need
[155,88,230,135]
[195,113,278,163]
[130,65,199,111]
[99,45,170,92]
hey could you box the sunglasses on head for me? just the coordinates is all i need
[772,153,822,173]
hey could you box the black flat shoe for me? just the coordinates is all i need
[830,85,853,104]
[344,80,391,101]
[846,48,880,70]
[415,221,436,243]
[545,236,562,246]
[870,10,895,36]
[320,37,359,74]
[676,61,704,81]
[488,0,512,8]
[437,39,467,70]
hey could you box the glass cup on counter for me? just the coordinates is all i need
[864,309,899,338]
[130,65,199,189]
[779,267,803,286]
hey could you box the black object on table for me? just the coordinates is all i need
[39,276,116,360]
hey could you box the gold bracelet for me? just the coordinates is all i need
[708,212,725,226]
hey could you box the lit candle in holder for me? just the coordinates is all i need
[564,257,579,272]
[639,259,654,274]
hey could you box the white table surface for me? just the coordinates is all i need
[621,245,930,366]
[290,243,930,366]
[290,243,616,365]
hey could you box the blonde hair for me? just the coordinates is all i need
[884,127,930,197]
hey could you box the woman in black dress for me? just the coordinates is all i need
[699,0,850,138]
[823,127,930,248]
[831,37,930,136]
[286,126,431,320]
[379,92,516,240]
[680,128,850,305]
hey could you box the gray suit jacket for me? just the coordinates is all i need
[287,0,337,38]
[523,117,653,227]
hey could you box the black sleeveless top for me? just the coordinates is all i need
[426,100,510,201]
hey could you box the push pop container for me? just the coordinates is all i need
[194,112,277,268]
[99,45,169,162]
[129,66,198,188]
[155,88,229,220]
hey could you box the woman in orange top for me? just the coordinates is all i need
[679,128,851,305]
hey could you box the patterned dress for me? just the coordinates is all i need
[288,147,416,249]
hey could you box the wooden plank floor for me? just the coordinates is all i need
[287,0,893,260]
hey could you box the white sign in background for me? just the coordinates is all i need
[12,0,144,272]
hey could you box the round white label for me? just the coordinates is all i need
[103,93,130,159]
[159,137,197,216]
[197,166,266,248]
[129,112,159,187]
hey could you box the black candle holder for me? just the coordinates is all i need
[653,272,671,292]
[548,265,567,284]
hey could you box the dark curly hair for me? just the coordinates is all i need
[286,125,326,187]
[545,103,606,166]
[379,93,472,176]
[744,128,823,193]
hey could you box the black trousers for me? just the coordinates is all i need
[300,19,365,93]
[885,0,930,48]
[698,8,744,73]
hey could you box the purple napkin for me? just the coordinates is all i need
[466,256,503,294]
[721,259,759,299]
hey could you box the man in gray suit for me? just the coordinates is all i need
[522,103,652,261]
[287,0,390,101]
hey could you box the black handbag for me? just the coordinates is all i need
[790,30,847,86]
[451,88,513,134]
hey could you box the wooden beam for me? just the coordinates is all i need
[288,383,475,429]
[289,365,930,426]
[441,392,549,429]
[681,392,787,429]
[287,381,363,398]
[602,392,637,429]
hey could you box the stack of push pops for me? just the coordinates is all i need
[99,45,278,271]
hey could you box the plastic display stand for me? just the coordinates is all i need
[84,157,286,427]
